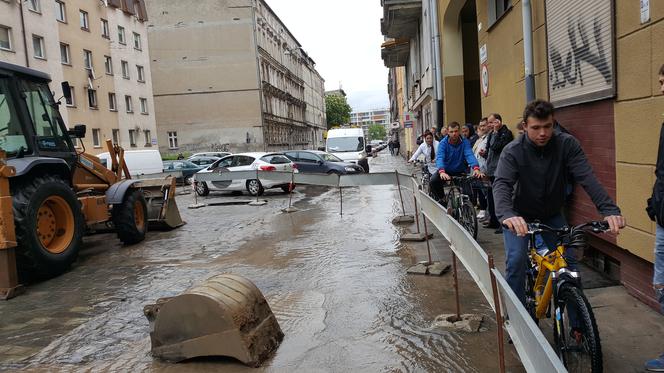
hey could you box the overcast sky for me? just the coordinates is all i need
[266,0,389,112]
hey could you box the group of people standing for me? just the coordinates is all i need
[409,114,514,234]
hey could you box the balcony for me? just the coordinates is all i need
[381,38,410,68]
[380,0,422,39]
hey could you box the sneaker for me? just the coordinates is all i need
[476,210,486,219]
[646,353,664,371]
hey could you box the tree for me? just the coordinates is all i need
[325,94,351,129]
[368,123,386,141]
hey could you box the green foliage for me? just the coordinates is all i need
[162,152,191,160]
[368,124,386,141]
[325,94,352,129]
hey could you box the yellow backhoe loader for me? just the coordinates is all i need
[0,61,183,299]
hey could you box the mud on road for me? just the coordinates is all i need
[0,155,517,372]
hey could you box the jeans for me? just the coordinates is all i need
[655,225,664,312]
[429,171,468,204]
[486,177,499,226]
[503,214,572,305]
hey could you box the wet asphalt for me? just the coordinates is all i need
[0,152,521,372]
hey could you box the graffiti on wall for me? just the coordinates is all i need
[549,18,611,90]
[546,0,614,105]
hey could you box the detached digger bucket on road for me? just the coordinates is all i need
[144,274,283,367]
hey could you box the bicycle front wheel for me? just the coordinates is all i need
[553,284,603,373]
[458,200,478,239]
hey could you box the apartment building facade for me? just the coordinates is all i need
[0,0,156,154]
[349,108,391,127]
[384,0,663,309]
[145,0,326,155]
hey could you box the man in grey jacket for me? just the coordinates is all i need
[493,99,625,307]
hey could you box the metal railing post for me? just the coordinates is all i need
[395,170,406,216]
[421,211,432,264]
[452,253,461,321]
[489,255,506,373]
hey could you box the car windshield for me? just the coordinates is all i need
[326,137,364,152]
[319,153,343,162]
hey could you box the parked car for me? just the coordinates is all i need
[98,149,163,176]
[195,152,296,197]
[163,160,204,184]
[188,155,220,167]
[282,150,365,174]
[189,151,231,159]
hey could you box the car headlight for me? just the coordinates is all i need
[344,167,356,172]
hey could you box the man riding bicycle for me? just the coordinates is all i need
[430,122,483,202]
[493,100,626,310]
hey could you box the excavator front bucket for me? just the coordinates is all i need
[143,274,283,367]
[135,177,184,230]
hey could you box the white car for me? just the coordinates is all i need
[194,152,297,197]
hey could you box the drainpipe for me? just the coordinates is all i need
[18,0,30,67]
[430,0,443,128]
[522,0,535,102]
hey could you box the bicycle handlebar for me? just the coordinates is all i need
[501,220,610,235]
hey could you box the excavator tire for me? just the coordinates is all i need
[12,175,84,280]
[112,189,148,245]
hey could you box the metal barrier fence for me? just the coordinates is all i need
[193,170,567,372]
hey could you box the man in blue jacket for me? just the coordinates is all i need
[429,121,483,202]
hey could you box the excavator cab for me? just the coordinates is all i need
[0,61,182,289]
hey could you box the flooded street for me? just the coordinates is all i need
[0,154,517,372]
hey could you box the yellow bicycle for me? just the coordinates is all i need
[523,220,609,373]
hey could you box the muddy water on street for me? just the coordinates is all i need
[0,155,502,372]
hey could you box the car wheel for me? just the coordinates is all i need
[195,181,209,196]
[246,179,264,196]
[185,176,194,185]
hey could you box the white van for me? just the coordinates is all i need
[325,127,370,172]
[97,149,163,176]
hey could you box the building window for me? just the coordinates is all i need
[128,129,137,147]
[108,92,116,111]
[136,65,145,82]
[92,128,101,147]
[0,26,11,51]
[104,55,113,74]
[60,43,70,64]
[121,60,129,79]
[117,26,125,44]
[139,97,148,114]
[488,0,512,26]
[133,32,141,50]
[65,86,75,107]
[32,35,45,59]
[83,49,92,69]
[87,89,97,109]
[143,130,151,146]
[112,129,120,145]
[168,131,178,149]
[79,10,89,30]
[125,95,132,113]
[55,1,66,22]
[27,0,40,13]
[101,19,109,39]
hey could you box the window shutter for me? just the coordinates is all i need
[121,0,135,14]
[135,0,148,21]
[545,0,615,107]
[108,0,121,8]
